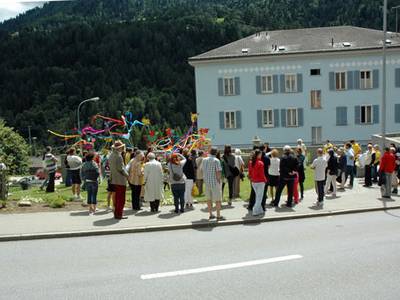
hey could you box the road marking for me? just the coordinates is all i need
[140,254,303,280]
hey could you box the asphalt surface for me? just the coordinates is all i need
[1,211,399,300]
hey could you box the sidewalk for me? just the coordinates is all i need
[1,180,399,241]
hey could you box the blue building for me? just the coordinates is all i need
[189,26,400,147]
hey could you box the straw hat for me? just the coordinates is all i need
[112,140,125,150]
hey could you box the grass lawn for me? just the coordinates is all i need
[7,168,315,208]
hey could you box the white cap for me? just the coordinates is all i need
[283,145,291,152]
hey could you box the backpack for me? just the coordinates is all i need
[170,164,183,181]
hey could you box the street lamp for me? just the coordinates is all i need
[382,0,387,149]
[392,5,400,33]
[77,97,100,131]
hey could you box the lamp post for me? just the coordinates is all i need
[392,5,400,33]
[382,0,387,149]
[77,97,100,131]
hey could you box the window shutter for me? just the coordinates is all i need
[354,70,360,89]
[297,73,303,93]
[336,107,347,126]
[298,108,304,126]
[274,109,280,127]
[236,111,242,129]
[373,69,379,89]
[218,78,223,96]
[281,109,287,127]
[273,75,279,93]
[219,112,225,129]
[256,76,261,94]
[395,68,400,88]
[234,77,240,95]
[373,105,379,124]
[347,71,354,90]
[395,104,400,123]
[280,74,285,93]
[329,72,335,91]
[257,110,262,128]
[355,106,361,125]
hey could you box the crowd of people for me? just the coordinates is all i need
[40,137,400,220]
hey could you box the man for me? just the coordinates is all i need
[44,146,58,193]
[363,143,375,187]
[344,143,355,188]
[233,148,244,199]
[311,148,328,206]
[379,147,396,199]
[195,150,205,196]
[109,141,129,219]
[272,145,298,208]
[66,148,83,200]
[390,146,400,194]
[143,152,164,213]
[202,147,224,220]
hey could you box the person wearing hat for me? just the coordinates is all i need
[109,140,129,219]
[143,152,164,212]
[271,145,298,208]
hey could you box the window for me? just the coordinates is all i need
[335,72,347,90]
[361,105,373,124]
[261,75,273,93]
[285,74,297,93]
[224,111,236,129]
[312,127,322,145]
[310,90,322,109]
[287,108,298,127]
[310,69,321,76]
[262,109,274,127]
[223,78,235,96]
[360,70,372,89]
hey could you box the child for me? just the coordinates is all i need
[81,152,100,215]
[311,148,327,207]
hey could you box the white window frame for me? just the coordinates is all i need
[223,77,235,96]
[360,70,373,89]
[311,127,322,145]
[310,90,322,109]
[261,108,274,128]
[360,105,373,124]
[285,74,297,93]
[335,71,347,91]
[261,75,273,94]
[224,111,236,129]
[287,108,298,127]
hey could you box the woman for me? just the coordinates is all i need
[325,149,338,197]
[268,149,280,201]
[182,149,196,208]
[143,153,164,213]
[248,149,267,216]
[169,153,187,213]
[296,147,306,200]
[222,145,237,205]
[233,148,245,199]
[81,152,100,215]
[66,148,83,200]
[127,150,144,211]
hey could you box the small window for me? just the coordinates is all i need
[312,127,322,145]
[360,70,372,89]
[224,111,236,129]
[285,74,297,93]
[310,90,322,109]
[361,105,373,124]
[261,75,273,93]
[262,109,274,127]
[287,108,298,127]
[335,72,347,90]
[310,69,321,76]
[223,78,235,96]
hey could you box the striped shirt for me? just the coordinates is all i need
[201,155,222,187]
[44,153,57,173]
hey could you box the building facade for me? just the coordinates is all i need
[189,26,400,147]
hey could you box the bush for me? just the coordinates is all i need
[0,120,30,175]
[49,197,66,208]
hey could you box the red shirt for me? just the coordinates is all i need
[380,152,396,173]
[248,159,267,183]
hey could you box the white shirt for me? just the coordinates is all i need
[234,155,244,169]
[268,157,280,176]
[67,155,82,170]
[312,156,327,181]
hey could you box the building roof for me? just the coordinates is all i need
[189,26,400,63]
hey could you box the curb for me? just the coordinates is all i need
[1,205,399,242]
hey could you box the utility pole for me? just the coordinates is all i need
[392,5,400,33]
[28,126,32,156]
[382,0,387,149]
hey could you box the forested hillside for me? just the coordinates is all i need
[0,0,397,146]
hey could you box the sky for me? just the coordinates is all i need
[0,0,67,22]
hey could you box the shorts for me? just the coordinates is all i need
[107,179,115,192]
[205,184,222,202]
[268,175,279,187]
[71,170,82,185]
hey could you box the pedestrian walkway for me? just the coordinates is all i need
[1,180,399,241]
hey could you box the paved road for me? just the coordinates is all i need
[1,211,399,300]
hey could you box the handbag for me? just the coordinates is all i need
[229,165,240,177]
